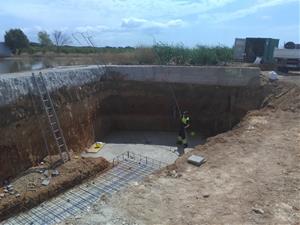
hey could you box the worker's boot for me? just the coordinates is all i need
[176,146,184,156]
[183,139,188,148]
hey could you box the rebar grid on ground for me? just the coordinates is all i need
[2,151,166,225]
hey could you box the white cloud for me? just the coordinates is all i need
[60,0,237,19]
[75,25,110,33]
[1,0,235,42]
[121,18,185,30]
[0,0,237,25]
[201,0,299,23]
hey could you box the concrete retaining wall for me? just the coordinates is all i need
[106,65,260,86]
[0,65,260,106]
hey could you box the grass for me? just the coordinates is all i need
[21,43,233,66]
[153,43,233,65]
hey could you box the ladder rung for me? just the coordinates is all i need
[55,134,61,139]
[53,129,60,133]
[50,120,56,125]
[50,122,57,126]
[58,144,65,148]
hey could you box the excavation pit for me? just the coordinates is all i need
[0,65,272,221]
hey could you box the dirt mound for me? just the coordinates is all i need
[260,81,300,113]
[0,156,110,221]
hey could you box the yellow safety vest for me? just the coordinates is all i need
[181,116,190,125]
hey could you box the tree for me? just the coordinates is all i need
[4,29,29,54]
[38,31,53,47]
[52,31,71,51]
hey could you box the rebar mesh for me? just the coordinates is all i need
[2,151,166,225]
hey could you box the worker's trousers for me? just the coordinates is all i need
[177,126,188,147]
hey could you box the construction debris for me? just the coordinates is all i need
[252,207,265,214]
[43,170,49,177]
[7,184,14,192]
[27,182,37,192]
[51,170,60,176]
[269,71,278,81]
[42,178,51,186]
[187,155,205,166]
[2,184,16,196]
[86,142,105,153]
[166,170,182,178]
[203,194,210,198]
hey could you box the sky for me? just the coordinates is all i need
[0,0,299,47]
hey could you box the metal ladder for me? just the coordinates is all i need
[32,72,70,164]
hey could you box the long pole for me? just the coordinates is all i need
[169,84,182,117]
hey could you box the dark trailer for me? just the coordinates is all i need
[244,38,279,63]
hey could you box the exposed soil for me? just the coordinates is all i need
[66,80,300,225]
[1,77,269,185]
[0,154,110,221]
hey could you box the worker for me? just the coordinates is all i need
[177,111,190,150]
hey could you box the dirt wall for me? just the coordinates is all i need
[97,81,269,135]
[0,66,270,185]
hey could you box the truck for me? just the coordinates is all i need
[273,42,300,73]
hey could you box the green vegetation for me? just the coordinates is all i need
[38,31,53,47]
[153,43,233,65]
[4,29,30,54]
[23,43,233,65]
[3,28,233,65]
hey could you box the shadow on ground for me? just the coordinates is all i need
[103,131,205,147]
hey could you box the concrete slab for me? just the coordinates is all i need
[81,131,205,164]
[188,155,205,166]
